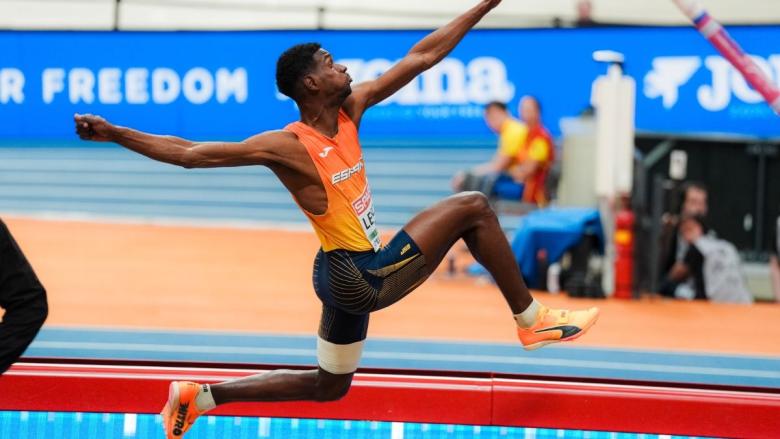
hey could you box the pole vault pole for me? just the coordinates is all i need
[672,0,780,115]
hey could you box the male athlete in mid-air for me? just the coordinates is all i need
[75,1,598,437]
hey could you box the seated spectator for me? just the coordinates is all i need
[770,216,780,302]
[451,101,525,195]
[659,181,708,290]
[661,215,752,303]
[660,214,708,300]
[503,96,554,206]
[452,96,554,207]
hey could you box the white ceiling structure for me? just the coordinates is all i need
[0,0,778,30]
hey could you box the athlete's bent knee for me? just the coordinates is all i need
[456,191,492,218]
[315,336,361,401]
[314,374,352,402]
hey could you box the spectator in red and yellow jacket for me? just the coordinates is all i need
[453,96,554,207]
[500,96,555,206]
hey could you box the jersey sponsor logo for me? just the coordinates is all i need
[351,186,372,215]
[331,158,364,184]
[319,146,334,158]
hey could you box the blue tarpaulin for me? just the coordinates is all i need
[471,207,603,287]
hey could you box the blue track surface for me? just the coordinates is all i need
[24,327,780,390]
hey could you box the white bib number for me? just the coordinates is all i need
[352,186,381,252]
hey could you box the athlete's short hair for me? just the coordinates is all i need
[276,42,322,100]
[484,101,507,112]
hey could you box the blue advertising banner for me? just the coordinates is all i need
[0,27,778,142]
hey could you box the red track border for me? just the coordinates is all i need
[1,362,779,438]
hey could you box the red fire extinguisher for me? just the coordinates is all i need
[614,208,635,299]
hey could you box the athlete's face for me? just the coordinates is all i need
[311,49,352,99]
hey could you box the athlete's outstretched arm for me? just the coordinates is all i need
[74,113,284,168]
[346,0,501,122]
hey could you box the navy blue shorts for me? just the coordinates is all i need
[313,230,428,345]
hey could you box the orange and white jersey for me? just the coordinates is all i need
[285,109,381,252]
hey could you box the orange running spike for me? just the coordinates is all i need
[517,306,600,351]
[161,381,208,439]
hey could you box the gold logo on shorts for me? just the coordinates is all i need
[367,255,418,277]
[400,243,411,255]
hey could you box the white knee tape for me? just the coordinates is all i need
[317,337,364,374]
